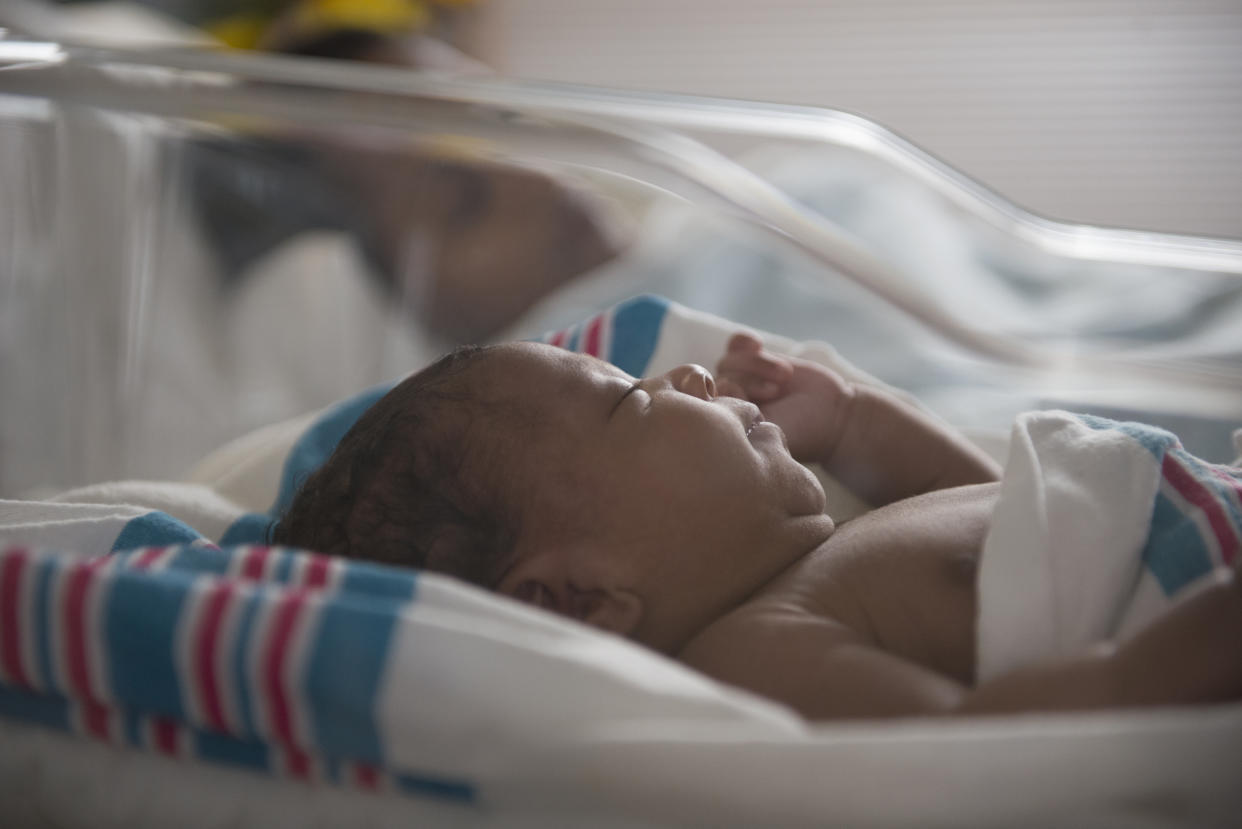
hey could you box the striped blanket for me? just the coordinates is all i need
[0,295,814,809]
[977,411,1242,682]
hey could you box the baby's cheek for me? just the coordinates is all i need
[776,455,829,517]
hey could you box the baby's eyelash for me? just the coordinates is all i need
[611,382,642,418]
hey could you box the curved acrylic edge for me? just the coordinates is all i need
[3,35,1238,271]
[1,34,1240,406]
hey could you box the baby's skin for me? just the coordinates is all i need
[480,336,1242,720]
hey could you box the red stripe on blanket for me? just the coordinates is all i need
[1163,454,1240,565]
[548,328,568,348]
[64,558,109,710]
[82,700,110,741]
[0,549,30,688]
[583,314,602,357]
[196,581,234,733]
[584,314,606,357]
[242,546,273,580]
[264,589,307,748]
[130,546,168,570]
[153,715,180,755]
[303,555,330,589]
[1208,465,1242,515]
[354,763,380,790]
[285,746,311,780]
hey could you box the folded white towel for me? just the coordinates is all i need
[977,411,1240,682]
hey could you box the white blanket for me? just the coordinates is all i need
[978,410,1242,682]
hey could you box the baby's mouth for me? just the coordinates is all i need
[745,412,765,438]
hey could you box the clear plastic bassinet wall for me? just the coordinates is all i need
[2,33,1242,498]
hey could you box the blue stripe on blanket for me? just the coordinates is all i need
[340,560,419,601]
[1075,413,1181,459]
[106,567,191,721]
[271,383,395,517]
[1143,491,1216,595]
[167,545,230,575]
[1075,413,1239,596]
[0,684,70,731]
[196,730,270,770]
[608,294,668,377]
[230,586,265,739]
[272,548,297,583]
[305,595,399,763]
[220,513,274,546]
[112,511,205,552]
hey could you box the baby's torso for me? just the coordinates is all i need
[744,482,1001,684]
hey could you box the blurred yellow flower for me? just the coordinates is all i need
[206,14,270,49]
[293,0,432,34]
[206,0,479,50]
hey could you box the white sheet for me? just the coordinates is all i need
[4,702,1240,827]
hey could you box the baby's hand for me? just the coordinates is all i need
[715,332,854,463]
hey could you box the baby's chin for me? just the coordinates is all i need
[788,464,833,527]
[794,501,836,550]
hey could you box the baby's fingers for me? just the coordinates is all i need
[716,333,794,401]
[725,332,764,356]
[720,374,783,403]
[718,334,792,384]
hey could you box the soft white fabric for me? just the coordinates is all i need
[3,697,1240,827]
[0,498,148,554]
[977,411,1237,682]
[185,413,317,514]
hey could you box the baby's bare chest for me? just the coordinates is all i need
[757,483,1001,683]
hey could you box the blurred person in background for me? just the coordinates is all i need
[17,0,630,341]
[194,0,631,343]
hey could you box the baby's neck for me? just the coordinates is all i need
[646,512,838,656]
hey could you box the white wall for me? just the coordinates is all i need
[471,0,1242,239]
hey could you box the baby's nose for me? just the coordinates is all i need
[673,364,716,400]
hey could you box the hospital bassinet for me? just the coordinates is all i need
[1,32,1241,828]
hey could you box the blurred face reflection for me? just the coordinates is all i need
[275,31,631,342]
[326,147,631,343]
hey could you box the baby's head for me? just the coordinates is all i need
[273,344,521,585]
[275,342,834,652]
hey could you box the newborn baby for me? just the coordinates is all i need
[274,335,1242,720]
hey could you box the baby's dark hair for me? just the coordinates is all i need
[272,345,523,587]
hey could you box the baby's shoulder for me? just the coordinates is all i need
[676,592,867,705]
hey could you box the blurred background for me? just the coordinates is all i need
[4,0,1242,496]
[5,0,1241,239]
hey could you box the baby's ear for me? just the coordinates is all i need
[499,545,644,636]
[567,585,644,637]
[506,579,644,637]
[508,578,561,612]
[500,551,571,614]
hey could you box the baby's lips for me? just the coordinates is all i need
[742,403,765,436]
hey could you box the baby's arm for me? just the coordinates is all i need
[959,563,1242,714]
[715,333,1000,506]
[681,564,1242,720]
